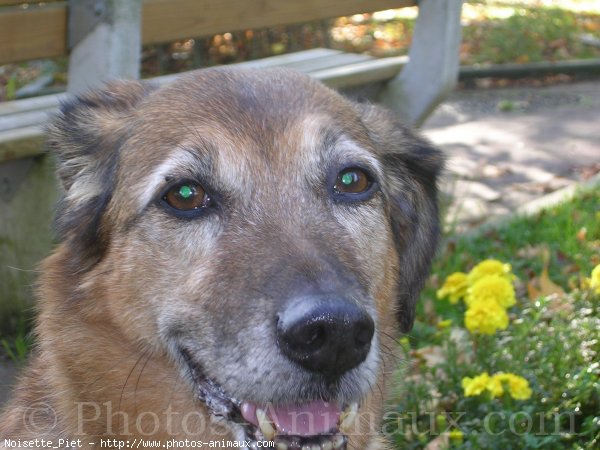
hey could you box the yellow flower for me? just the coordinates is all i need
[437,319,453,329]
[590,264,600,294]
[448,429,464,442]
[495,373,532,400]
[462,372,491,397]
[467,259,514,285]
[486,375,504,398]
[464,298,509,334]
[463,372,533,401]
[437,272,469,304]
[465,275,516,309]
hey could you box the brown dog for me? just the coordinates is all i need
[0,68,442,450]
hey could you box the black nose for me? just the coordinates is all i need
[276,296,375,380]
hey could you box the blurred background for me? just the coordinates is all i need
[1,0,600,97]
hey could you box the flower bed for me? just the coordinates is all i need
[389,188,600,449]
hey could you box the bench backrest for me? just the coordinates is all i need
[0,0,414,65]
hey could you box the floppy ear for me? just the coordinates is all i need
[46,81,155,271]
[356,103,444,332]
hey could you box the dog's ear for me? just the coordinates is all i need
[356,103,444,332]
[47,81,155,270]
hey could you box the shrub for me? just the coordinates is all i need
[389,262,600,449]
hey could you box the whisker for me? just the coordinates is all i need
[133,349,155,412]
[119,347,151,415]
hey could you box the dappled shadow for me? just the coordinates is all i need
[423,82,600,229]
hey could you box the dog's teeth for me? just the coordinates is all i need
[321,442,333,450]
[343,402,358,416]
[256,408,276,440]
[339,403,358,433]
[332,435,346,449]
[275,443,288,450]
[301,445,320,450]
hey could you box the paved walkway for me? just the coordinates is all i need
[1,81,599,407]
[423,81,600,230]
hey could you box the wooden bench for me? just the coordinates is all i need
[0,0,463,321]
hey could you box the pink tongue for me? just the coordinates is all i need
[241,401,341,436]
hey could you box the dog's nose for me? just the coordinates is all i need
[276,296,375,380]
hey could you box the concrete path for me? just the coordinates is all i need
[423,81,600,230]
[1,81,599,407]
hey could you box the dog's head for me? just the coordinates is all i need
[47,68,442,448]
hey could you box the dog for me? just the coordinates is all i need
[0,68,442,450]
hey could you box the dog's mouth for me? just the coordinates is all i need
[181,350,356,449]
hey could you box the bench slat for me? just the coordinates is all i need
[0,126,44,163]
[0,110,52,133]
[312,55,406,89]
[0,50,408,161]
[234,48,343,68]
[0,0,414,64]
[237,51,373,73]
[0,0,65,7]
[0,3,67,65]
[142,0,414,45]
[0,0,62,5]
[0,94,67,117]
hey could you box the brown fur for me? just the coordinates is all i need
[0,68,442,449]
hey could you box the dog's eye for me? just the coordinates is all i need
[163,181,212,212]
[334,168,372,195]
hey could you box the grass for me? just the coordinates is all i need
[460,1,600,65]
[391,185,600,449]
[0,315,32,364]
[420,187,600,326]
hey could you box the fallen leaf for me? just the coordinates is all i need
[527,280,540,300]
[527,245,565,300]
[562,263,580,275]
[417,345,447,368]
[528,267,565,300]
[539,267,565,296]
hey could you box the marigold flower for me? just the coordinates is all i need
[437,272,469,303]
[495,373,532,400]
[437,319,453,329]
[486,375,504,398]
[465,275,516,309]
[590,264,600,294]
[464,298,509,334]
[467,259,514,285]
[448,429,464,442]
[463,372,532,401]
[462,372,491,397]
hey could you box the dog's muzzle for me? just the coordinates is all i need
[180,295,375,450]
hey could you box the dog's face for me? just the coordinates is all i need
[47,69,442,448]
